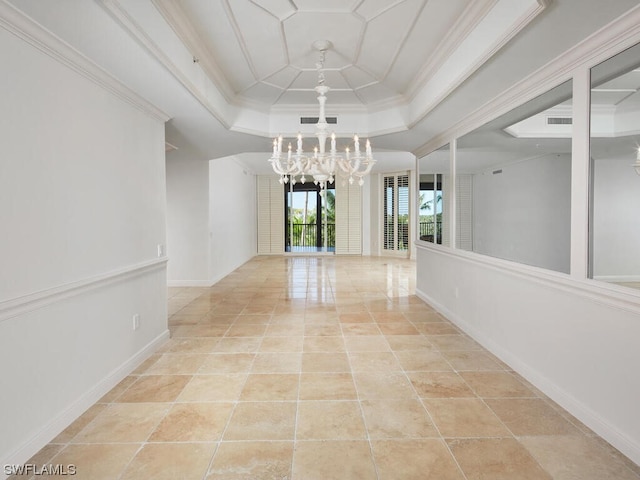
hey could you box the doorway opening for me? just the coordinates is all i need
[284,181,335,253]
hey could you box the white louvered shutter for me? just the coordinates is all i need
[456,174,473,251]
[257,175,284,254]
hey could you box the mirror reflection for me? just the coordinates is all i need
[417,144,450,246]
[590,42,640,290]
[455,80,573,273]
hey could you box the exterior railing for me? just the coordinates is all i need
[288,223,335,248]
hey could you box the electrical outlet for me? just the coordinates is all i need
[133,314,140,331]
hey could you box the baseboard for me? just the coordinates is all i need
[593,275,640,283]
[167,280,214,287]
[415,287,640,466]
[0,329,170,478]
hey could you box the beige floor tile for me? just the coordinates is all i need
[486,398,580,436]
[377,322,420,335]
[240,373,299,401]
[97,376,137,403]
[251,353,302,373]
[207,441,293,480]
[23,443,65,467]
[131,354,161,375]
[340,323,382,335]
[415,322,461,335]
[225,324,268,337]
[303,324,341,336]
[303,336,345,352]
[372,439,465,479]
[120,443,216,480]
[223,402,296,440]
[178,374,246,402]
[48,444,140,480]
[354,371,417,399]
[149,402,234,442]
[422,398,510,437]
[427,335,482,351]
[52,404,108,443]
[520,435,640,480]
[198,353,255,374]
[73,403,169,443]
[144,354,207,375]
[448,438,552,480]
[259,336,304,352]
[344,335,390,352]
[395,350,452,371]
[213,337,262,353]
[167,338,219,354]
[292,441,377,480]
[339,312,374,323]
[441,350,506,371]
[302,352,350,372]
[298,371,357,400]
[28,257,640,480]
[296,401,367,440]
[361,399,438,438]
[115,375,191,403]
[348,352,402,372]
[460,371,537,398]
[408,371,476,398]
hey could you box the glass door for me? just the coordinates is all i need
[285,180,335,253]
[383,173,410,254]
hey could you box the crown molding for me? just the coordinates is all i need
[0,0,169,123]
[405,0,497,99]
[151,0,237,103]
[99,0,235,129]
[408,0,548,132]
[413,3,640,159]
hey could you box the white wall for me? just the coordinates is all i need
[0,21,168,469]
[209,157,257,283]
[166,151,211,285]
[472,154,571,273]
[592,156,640,280]
[416,247,640,465]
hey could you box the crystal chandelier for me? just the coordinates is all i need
[269,40,376,188]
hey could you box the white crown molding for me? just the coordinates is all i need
[408,0,548,132]
[405,0,497,99]
[151,0,237,103]
[0,258,168,323]
[413,3,640,159]
[0,0,169,123]
[99,0,234,129]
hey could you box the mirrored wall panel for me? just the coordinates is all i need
[590,42,640,290]
[417,144,450,246]
[455,80,573,273]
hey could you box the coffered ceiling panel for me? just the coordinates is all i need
[251,0,296,20]
[227,1,288,79]
[283,12,364,69]
[342,66,378,90]
[242,82,284,104]
[357,0,425,79]
[294,0,361,13]
[289,70,351,90]
[263,67,301,89]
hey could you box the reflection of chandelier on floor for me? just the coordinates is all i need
[269,40,376,188]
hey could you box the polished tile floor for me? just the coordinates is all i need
[22,256,640,479]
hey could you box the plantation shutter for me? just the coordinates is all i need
[442,174,452,247]
[456,174,473,251]
[335,180,362,255]
[257,175,284,254]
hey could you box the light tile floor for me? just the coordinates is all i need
[19,256,640,479]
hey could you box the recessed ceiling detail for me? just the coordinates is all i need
[127,0,548,136]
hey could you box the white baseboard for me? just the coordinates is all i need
[0,329,170,478]
[167,280,214,287]
[415,287,640,467]
[593,275,640,283]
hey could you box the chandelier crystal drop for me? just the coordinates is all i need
[269,40,376,188]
